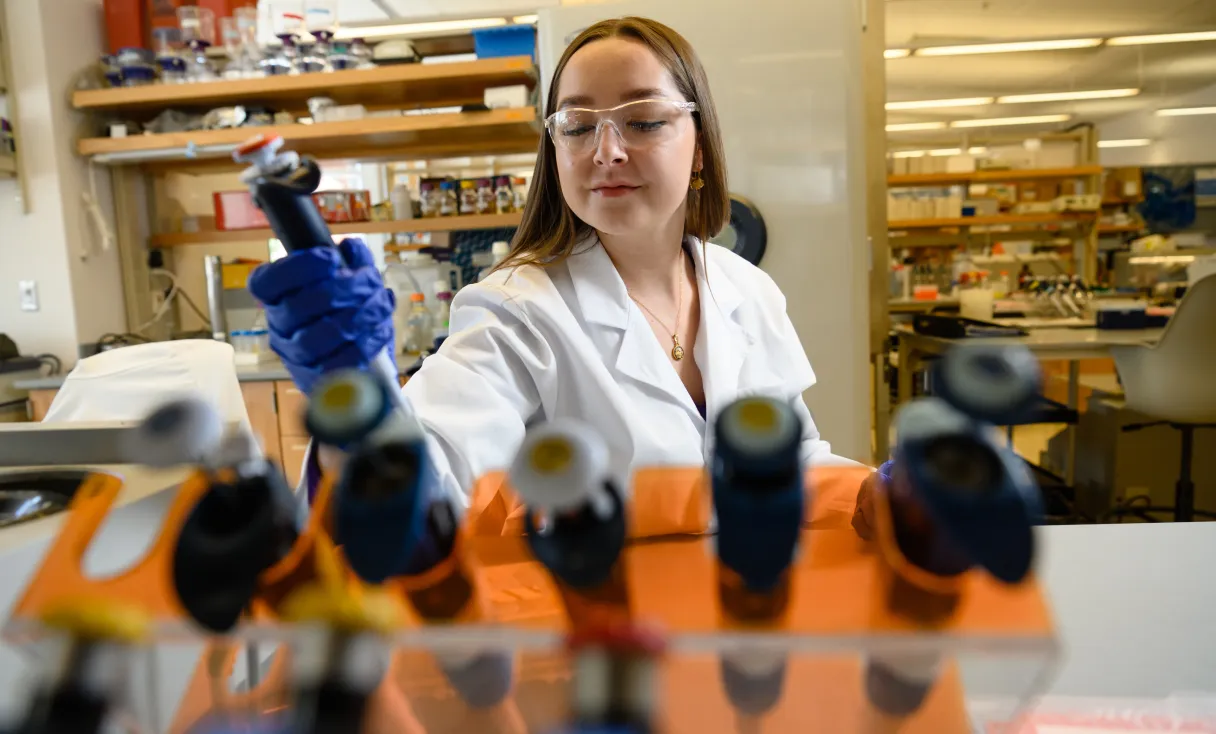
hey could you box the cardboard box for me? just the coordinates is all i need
[104,0,146,54]
[213,191,270,231]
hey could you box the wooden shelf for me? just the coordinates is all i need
[888,213,1095,229]
[150,212,522,247]
[888,166,1104,187]
[71,56,536,114]
[1098,223,1144,234]
[79,107,540,164]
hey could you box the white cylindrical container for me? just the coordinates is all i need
[959,287,995,321]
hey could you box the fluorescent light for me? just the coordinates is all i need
[1098,139,1152,148]
[1157,106,1216,117]
[334,17,507,40]
[891,148,966,158]
[512,14,539,24]
[950,114,1072,128]
[968,146,989,155]
[915,38,1103,56]
[1108,31,1216,46]
[884,48,911,59]
[885,122,949,132]
[886,97,993,111]
[997,88,1139,104]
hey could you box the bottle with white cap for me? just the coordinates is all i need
[478,241,512,282]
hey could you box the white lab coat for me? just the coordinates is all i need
[402,235,861,507]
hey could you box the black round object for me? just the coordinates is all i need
[523,481,626,590]
[172,467,301,634]
[933,344,1041,425]
[711,195,767,265]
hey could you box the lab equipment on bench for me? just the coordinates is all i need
[866,343,1044,717]
[2,349,1058,733]
[306,369,516,710]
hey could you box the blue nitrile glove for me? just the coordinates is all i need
[853,460,893,541]
[248,238,396,398]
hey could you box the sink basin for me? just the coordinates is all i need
[0,470,89,528]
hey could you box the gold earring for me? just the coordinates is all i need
[690,171,705,191]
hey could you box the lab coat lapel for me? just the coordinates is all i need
[567,238,698,415]
[689,240,749,425]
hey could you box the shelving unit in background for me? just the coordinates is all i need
[72,53,541,337]
[885,130,1104,285]
[0,0,29,212]
[149,212,523,247]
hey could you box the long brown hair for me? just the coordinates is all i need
[501,16,729,271]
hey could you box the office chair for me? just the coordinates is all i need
[1108,273,1216,522]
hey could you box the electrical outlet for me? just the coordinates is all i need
[18,280,38,312]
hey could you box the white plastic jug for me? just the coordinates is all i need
[383,251,463,314]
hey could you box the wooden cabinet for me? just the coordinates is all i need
[275,382,308,440]
[240,382,281,464]
[275,381,310,487]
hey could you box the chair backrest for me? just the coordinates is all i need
[43,340,251,433]
[1110,273,1216,423]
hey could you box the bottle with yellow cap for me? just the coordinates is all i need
[710,396,807,722]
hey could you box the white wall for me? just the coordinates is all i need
[0,0,125,365]
[1099,83,1216,168]
[540,0,873,462]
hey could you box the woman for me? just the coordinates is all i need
[249,16,877,535]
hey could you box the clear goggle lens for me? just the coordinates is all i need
[545,99,698,152]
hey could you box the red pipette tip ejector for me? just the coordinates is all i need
[234,134,284,163]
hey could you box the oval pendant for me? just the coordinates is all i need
[671,341,685,361]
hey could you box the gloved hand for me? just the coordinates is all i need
[248,238,396,398]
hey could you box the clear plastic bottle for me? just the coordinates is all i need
[495,176,513,214]
[404,292,434,354]
[439,181,458,217]
[433,281,453,344]
[479,240,512,281]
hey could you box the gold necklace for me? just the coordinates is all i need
[628,266,685,361]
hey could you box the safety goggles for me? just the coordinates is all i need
[545,98,699,153]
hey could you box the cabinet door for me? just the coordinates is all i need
[280,437,312,489]
[240,382,281,464]
[275,381,308,438]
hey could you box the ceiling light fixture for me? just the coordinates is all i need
[885,122,949,132]
[914,38,1103,57]
[511,14,539,24]
[1097,139,1152,148]
[1107,30,1216,46]
[997,88,1140,104]
[950,114,1072,128]
[884,49,912,59]
[334,17,508,40]
[891,148,963,158]
[886,97,994,110]
[1157,106,1216,117]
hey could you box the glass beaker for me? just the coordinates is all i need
[177,5,218,81]
[152,27,186,83]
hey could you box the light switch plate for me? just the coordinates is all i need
[18,280,38,312]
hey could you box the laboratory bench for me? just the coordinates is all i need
[13,357,417,487]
